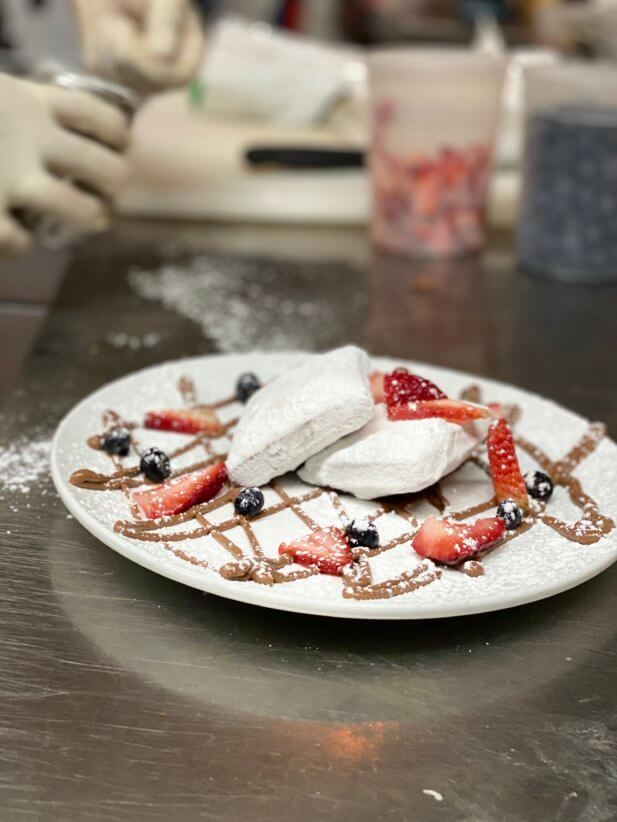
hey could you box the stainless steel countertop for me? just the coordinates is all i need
[1,222,616,821]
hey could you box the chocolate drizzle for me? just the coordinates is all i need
[69,375,615,602]
[424,483,448,513]
[178,376,197,406]
[516,424,613,545]
[342,561,442,601]
[459,560,484,578]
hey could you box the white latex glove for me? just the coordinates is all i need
[538,1,617,59]
[0,73,129,256]
[72,0,204,91]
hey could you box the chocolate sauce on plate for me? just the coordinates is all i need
[69,377,615,602]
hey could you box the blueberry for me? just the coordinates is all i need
[102,427,131,456]
[345,519,379,549]
[234,487,265,517]
[525,470,554,502]
[496,499,523,530]
[236,372,261,404]
[140,448,171,482]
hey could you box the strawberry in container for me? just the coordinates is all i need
[440,147,468,195]
[367,48,505,259]
[372,142,491,258]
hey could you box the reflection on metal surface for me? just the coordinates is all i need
[48,513,615,724]
[366,251,495,373]
[321,723,387,766]
[2,223,617,819]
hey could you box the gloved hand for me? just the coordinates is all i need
[538,0,617,60]
[0,73,129,256]
[72,0,205,91]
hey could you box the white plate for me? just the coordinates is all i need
[51,352,617,619]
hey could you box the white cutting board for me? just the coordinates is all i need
[117,91,519,227]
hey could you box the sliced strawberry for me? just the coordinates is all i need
[279,527,353,576]
[133,462,228,519]
[384,368,447,406]
[412,515,505,565]
[144,407,222,436]
[369,371,386,403]
[488,402,506,419]
[412,169,441,218]
[487,418,529,511]
[388,398,490,424]
[439,147,467,190]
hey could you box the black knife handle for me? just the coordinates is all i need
[246,146,365,170]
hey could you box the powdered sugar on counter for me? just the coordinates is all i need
[0,437,52,494]
[127,255,365,352]
[106,331,162,351]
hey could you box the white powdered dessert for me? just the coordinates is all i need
[54,351,617,620]
[227,346,374,487]
[299,404,488,499]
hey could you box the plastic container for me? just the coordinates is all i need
[367,48,506,259]
[517,63,617,283]
[494,48,559,170]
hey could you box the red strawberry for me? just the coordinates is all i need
[144,408,222,436]
[440,147,467,190]
[486,418,529,511]
[279,527,353,576]
[412,515,505,565]
[133,462,228,519]
[369,371,386,403]
[412,165,440,218]
[388,398,490,424]
[384,368,447,406]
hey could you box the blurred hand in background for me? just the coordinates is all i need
[536,0,617,59]
[0,73,129,255]
[71,0,205,91]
